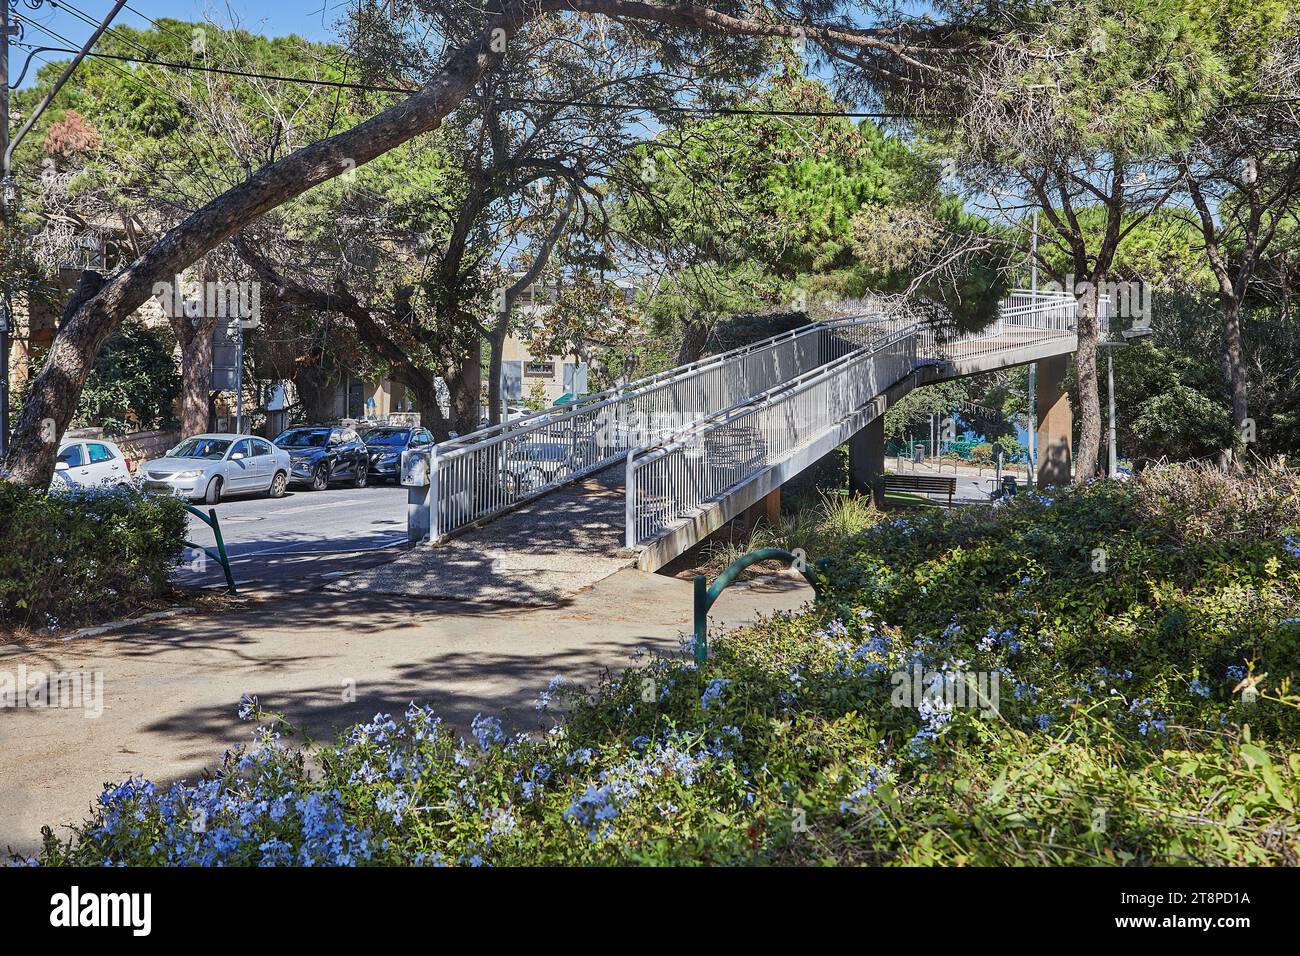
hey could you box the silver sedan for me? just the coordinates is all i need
[139,433,292,504]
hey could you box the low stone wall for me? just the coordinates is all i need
[117,428,180,464]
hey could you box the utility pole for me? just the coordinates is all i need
[1026,208,1038,490]
[1107,349,1117,479]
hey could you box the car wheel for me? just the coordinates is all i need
[203,476,222,505]
[524,466,549,492]
[354,462,368,488]
[268,471,288,499]
[311,464,330,491]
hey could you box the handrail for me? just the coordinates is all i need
[624,293,1078,549]
[692,548,825,665]
[436,317,850,454]
[183,504,237,594]
[633,323,926,466]
[425,311,892,540]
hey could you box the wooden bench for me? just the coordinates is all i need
[881,473,957,507]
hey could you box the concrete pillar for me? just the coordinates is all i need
[743,487,781,531]
[1036,353,1073,488]
[408,483,432,543]
[849,413,886,507]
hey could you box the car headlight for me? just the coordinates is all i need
[171,470,203,480]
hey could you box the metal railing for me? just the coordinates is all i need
[624,293,1078,548]
[425,310,905,540]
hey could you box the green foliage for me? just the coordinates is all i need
[34,463,1300,865]
[80,320,179,434]
[1113,339,1234,463]
[16,319,180,436]
[0,485,187,632]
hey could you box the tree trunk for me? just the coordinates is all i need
[293,362,340,424]
[1222,297,1248,466]
[166,275,220,438]
[445,337,482,437]
[676,312,710,366]
[2,30,515,488]
[1073,286,1102,483]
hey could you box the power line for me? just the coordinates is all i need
[15,45,929,118]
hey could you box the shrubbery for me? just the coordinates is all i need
[29,462,1300,865]
[0,483,188,632]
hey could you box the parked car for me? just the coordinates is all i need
[361,425,434,482]
[139,434,291,503]
[273,425,369,490]
[53,437,134,491]
[504,441,575,493]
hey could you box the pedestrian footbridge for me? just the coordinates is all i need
[403,291,1078,578]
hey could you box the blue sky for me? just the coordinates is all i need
[10,0,344,87]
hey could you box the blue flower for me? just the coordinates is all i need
[469,714,504,751]
[701,678,730,711]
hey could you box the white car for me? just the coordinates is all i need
[139,433,292,503]
[53,438,134,491]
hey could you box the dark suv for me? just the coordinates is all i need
[273,425,370,490]
[362,425,435,482]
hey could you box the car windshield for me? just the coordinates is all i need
[275,428,331,448]
[365,429,409,447]
[169,438,231,460]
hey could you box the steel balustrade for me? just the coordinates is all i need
[624,293,1079,548]
[426,306,911,541]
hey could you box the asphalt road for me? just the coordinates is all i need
[179,481,411,590]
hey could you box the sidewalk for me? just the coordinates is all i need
[0,567,813,857]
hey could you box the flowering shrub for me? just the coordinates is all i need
[28,462,1300,865]
[0,483,187,632]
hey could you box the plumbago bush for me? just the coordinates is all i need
[0,484,187,632]
[29,462,1300,865]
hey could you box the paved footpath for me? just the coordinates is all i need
[0,568,812,857]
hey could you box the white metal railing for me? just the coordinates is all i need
[624,292,1078,548]
[425,310,907,540]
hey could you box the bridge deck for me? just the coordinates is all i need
[337,466,630,606]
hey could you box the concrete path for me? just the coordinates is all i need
[0,567,813,857]
[333,467,631,605]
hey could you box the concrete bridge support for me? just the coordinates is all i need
[1036,352,1073,488]
[743,487,782,531]
[848,413,886,507]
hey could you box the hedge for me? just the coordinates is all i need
[0,483,187,632]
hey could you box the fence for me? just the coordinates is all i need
[624,293,1078,548]
[425,311,901,540]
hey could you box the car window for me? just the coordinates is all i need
[415,430,432,445]
[329,430,344,445]
[342,429,359,443]
[58,444,85,467]
[230,439,253,459]
[274,429,330,448]
[251,439,273,456]
[87,443,115,463]
[171,437,231,460]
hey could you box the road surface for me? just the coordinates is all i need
[180,483,410,590]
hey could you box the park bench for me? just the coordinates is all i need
[882,472,957,507]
